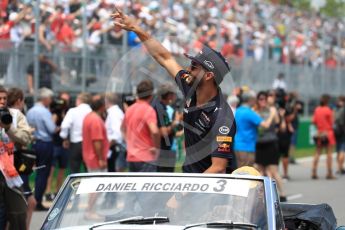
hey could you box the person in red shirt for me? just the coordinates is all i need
[312,94,336,179]
[221,34,234,59]
[0,17,14,40]
[82,94,109,220]
[0,7,28,41]
[325,52,337,69]
[121,80,160,172]
[82,94,109,172]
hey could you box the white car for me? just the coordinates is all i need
[40,173,340,230]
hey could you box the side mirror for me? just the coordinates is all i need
[336,227,345,230]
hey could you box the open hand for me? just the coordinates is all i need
[111,7,137,31]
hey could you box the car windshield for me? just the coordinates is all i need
[41,174,267,230]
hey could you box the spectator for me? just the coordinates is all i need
[107,24,123,45]
[0,86,32,230]
[0,6,27,41]
[82,94,109,220]
[121,80,160,172]
[104,92,125,172]
[271,34,282,62]
[234,90,275,167]
[254,91,286,201]
[277,105,294,180]
[82,94,109,173]
[39,13,54,51]
[325,51,337,69]
[26,54,59,95]
[272,73,287,91]
[59,92,92,174]
[286,92,303,165]
[312,94,336,180]
[227,95,239,115]
[27,87,57,211]
[7,87,35,229]
[152,83,180,172]
[45,92,70,202]
[334,96,345,175]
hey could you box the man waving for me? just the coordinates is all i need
[112,9,236,174]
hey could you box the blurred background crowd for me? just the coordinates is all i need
[0,0,345,101]
[1,0,345,66]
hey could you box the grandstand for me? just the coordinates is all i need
[0,0,344,112]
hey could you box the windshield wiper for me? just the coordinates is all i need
[183,220,258,229]
[89,216,169,229]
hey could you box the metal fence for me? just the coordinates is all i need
[1,40,344,98]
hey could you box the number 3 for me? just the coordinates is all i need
[213,179,227,192]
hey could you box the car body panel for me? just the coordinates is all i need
[41,173,285,230]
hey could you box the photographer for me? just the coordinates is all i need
[0,86,32,230]
[286,92,303,166]
[7,87,36,229]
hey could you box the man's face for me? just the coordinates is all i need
[186,61,208,86]
[0,92,7,108]
[43,96,53,107]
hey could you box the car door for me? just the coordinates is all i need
[272,181,285,230]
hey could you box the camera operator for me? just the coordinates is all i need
[0,86,32,230]
[46,92,70,202]
[285,92,304,165]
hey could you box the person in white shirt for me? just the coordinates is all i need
[59,93,92,173]
[105,93,125,172]
[272,72,287,91]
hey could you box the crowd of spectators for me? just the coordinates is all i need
[1,0,345,68]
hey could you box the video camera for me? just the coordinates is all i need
[0,107,13,125]
[50,98,68,115]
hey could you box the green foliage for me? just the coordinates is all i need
[319,0,345,18]
[289,0,311,11]
[274,0,345,18]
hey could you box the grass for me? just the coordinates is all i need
[294,147,316,159]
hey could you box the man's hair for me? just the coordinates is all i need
[77,92,92,104]
[105,92,119,105]
[241,90,256,103]
[7,87,24,107]
[320,94,330,106]
[338,95,345,103]
[38,87,54,100]
[90,94,105,111]
[227,95,239,106]
[136,80,154,100]
[0,85,7,94]
[157,83,175,100]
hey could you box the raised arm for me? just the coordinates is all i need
[112,9,182,78]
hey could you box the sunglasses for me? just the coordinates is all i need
[258,97,267,101]
[190,61,201,71]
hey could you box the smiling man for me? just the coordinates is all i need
[113,10,236,173]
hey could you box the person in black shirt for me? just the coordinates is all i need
[152,83,180,172]
[26,55,58,95]
[112,10,236,173]
[45,92,70,202]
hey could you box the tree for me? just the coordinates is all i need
[272,0,345,18]
[319,0,345,18]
